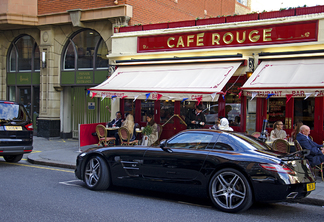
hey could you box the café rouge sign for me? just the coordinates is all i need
[138,21,317,52]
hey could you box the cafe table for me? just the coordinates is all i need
[265,140,296,153]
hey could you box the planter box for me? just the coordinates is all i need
[296,6,324,15]
[114,27,119,33]
[196,17,226,26]
[226,13,259,23]
[259,9,295,19]
[168,20,195,28]
[119,26,143,32]
[142,23,168,30]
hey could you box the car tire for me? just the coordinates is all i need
[3,154,23,163]
[84,155,110,190]
[208,168,253,213]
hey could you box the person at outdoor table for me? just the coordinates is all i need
[291,120,303,141]
[185,104,206,129]
[218,117,233,131]
[107,111,123,128]
[141,114,158,146]
[296,125,324,166]
[121,113,136,141]
[270,121,287,141]
[211,116,222,130]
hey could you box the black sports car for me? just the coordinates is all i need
[75,129,315,213]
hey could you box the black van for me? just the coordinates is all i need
[0,101,33,162]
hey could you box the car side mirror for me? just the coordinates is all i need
[160,139,167,148]
[160,139,173,153]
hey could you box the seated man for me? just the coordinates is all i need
[108,111,123,127]
[296,125,324,166]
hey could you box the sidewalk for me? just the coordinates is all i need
[27,136,324,207]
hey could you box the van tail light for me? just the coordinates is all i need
[25,123,33,131]
[259,163,296,175]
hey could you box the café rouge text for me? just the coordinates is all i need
[166,29,272,48]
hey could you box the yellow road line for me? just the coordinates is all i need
[2,162,74,173]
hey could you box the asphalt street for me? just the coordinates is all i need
[1,159,324,222]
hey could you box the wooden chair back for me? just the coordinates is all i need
[96,124,115,147]
[118,127,138,146]
[294,140,303,151]
[272,139,290,153]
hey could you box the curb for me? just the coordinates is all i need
[286,197,324,207]
[27,156,76,170]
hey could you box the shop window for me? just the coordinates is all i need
[225,81,242,126]
[96,40,109,69]
[160,101,174,124]
[124,99,136,118]
[267,98,286,128]
[141,100,154,122]
[62,29,108,71]
[294,98,314,130]
[201,102,218,125]
[246,98,256,134]
[9,48,16,72]
[34,46,40,71]
[64,42,75,70]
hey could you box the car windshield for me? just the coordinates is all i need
[0,103,28,121]
[231,132,272,151]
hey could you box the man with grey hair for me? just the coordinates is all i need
[296,125,324,166]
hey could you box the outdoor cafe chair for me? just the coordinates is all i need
[272,139,290,153]
[96,124,116,147]
[118,127,139,146]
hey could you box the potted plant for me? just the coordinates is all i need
[142,125,152,136]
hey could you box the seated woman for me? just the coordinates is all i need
[141,114,158,146]
[270,121,287,141]
[291,120,303,141]
[121,113,136,141]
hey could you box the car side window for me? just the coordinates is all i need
[214,134,234,151]
[167,133,214,150]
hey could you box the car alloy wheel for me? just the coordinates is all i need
[209,168,252,213]
[84,156,110,190]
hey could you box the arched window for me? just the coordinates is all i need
[63,29,108,70]
[8,35,40,72]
